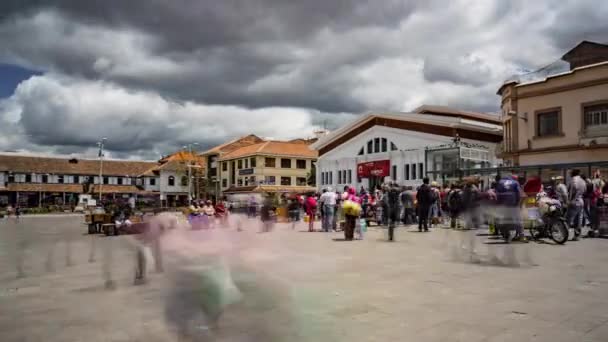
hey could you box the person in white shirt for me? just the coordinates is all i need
[319,188,337,232]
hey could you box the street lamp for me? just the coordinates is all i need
[184,143,199,202]
[97,137,107,205]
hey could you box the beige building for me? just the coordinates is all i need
[498,41,608,167]
[218,140,317,195]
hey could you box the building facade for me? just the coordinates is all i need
[0,153,156,207]
[498,41,608,167]
[199,134,265,200]
[218,140,317,195]
[0,151,205,208]
[310,106,503,190]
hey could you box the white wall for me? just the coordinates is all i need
[159,170,189,194]
[316,125,499,190]
[143,176,160,191]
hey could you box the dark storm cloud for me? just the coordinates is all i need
[0,0,416,51]
[1,0,607,157]
[544,1,608,51]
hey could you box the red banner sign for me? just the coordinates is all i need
[357,160,390,178]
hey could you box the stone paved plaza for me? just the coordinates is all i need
[1,215,608,341]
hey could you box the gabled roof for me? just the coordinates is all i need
[0,154,155,176]
[219,140,318,161]
[310,110,502,156]
[413,105,501,124]
[140,151,205,176]
[200,134,264,155]
[562,40,608,62]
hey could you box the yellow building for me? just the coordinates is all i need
[498,41,608,168]
[218,140,317,195]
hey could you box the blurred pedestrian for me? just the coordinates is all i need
[567,169,586,240]
[400,186,416,225]
[319,188,337,232]
[387,182,400,241]
[416,178,433,232]
[304,194,318,232]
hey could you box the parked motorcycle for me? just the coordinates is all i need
[529,194,569,244]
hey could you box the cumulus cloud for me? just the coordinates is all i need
[0,0,606,157]
[1,74,351,158]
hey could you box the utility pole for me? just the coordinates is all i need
[97,138,107,205]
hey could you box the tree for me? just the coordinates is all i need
[306,162,316,186]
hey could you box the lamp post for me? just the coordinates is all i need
[183,143,199,202]
[97,137,107,205]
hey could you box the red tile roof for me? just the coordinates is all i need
[0,154,155,176]
[220,141,318,161]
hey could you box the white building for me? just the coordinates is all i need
[310,106,503,190]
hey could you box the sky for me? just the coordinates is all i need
[0,0,606,159]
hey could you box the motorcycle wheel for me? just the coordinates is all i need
[549,220,568,244]
[499,224,514,243]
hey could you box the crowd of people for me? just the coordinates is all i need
[296,169,608,242]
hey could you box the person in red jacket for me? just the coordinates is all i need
[304,194,318,232]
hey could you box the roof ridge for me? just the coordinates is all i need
[257,141,271,152]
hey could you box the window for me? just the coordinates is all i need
[536,109,561,137]
[181,176,188,186]
[149,178,156,186]
[321,172,325,185]
[74,175,80,184]
[8,174,15,183]
[392,165,397,180]
[281,176,292,186]
[117,177,123,185]
[411,164,416,180]
[265,176,276,185]
[296,159,306,169]
[265,157,276,168]
[103,177,109,185]
[222,179,227,187]
[56,175,63,184]
[222,162,227,171]
[419,163,424,180]
[297,177,307,186]
[367,140,373,154]
[250,176,256,184]
[584,103,608,129]
[238,178,243,186]
[244,159,249,168]
[347,170,352,184]
[131,178,136,185]
[231,161,236,184]
[237,159,242,169]
[338,170,342,184]
[250,157,256,168]
[358,147,364,155]
[391,142,398,151]
[381,138,387,152]
[405,164,410,180]
[374,138,380,153]
[329,171,333,184]
[168,176,175,186]
[25,174,32,183]
[281,158,292,168]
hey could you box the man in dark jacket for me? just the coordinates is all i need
[386,182,401,241]
[416,178,433,232]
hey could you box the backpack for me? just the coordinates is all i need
[448,190,462,211]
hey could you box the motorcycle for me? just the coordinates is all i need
[529,194,569,244]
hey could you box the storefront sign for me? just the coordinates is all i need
[239,168,254,175]
[357,160,390,178]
